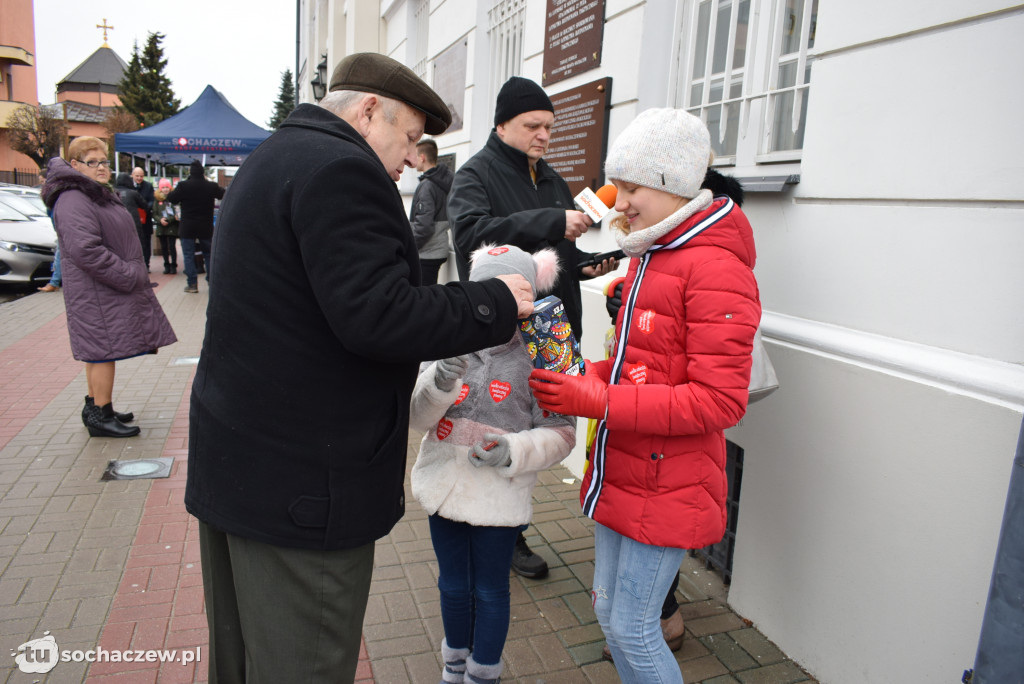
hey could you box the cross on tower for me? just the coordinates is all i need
[96,18,114,47]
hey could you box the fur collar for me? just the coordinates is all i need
[41,158,120,209]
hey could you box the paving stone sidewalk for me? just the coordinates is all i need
[0,271,818,684]
[368,430,819,684]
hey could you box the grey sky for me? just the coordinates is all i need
[32,0,296,129]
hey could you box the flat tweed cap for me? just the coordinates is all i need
[329,52,452,135]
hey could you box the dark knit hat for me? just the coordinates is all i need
[493,77,554,127]
[189,160,204,177]
[329,52,452,135]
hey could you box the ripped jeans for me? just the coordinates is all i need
[592,522,687,683]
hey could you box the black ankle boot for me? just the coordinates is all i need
[511,531,548,579]
[85,403,140,438]
[170,263,177,274]
[83,396,134,424]
[163,263,171,274]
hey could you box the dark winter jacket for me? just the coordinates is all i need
[410,163,453,260]
[114,173,146,232]
[41,159,177,362]
[185,104,522,551]
[134,178,154,230]
[153,195,179,238]
[448,131,592,336]
[166,168,225,239]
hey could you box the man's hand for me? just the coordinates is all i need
[581,256,618,279]
[495,274,535,318]
[468,433,512,468]
[435,356,469,391]
[528,364,609,419]
[564,210,593,241]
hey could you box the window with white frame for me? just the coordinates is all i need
[488,0,526,107]
[677,0,817,167]
[412,0,430,78]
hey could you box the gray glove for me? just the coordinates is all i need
[468,433,511,468]
[434,356,469,392]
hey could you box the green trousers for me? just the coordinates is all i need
[198,521,375,684]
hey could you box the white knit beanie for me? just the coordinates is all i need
[604,108,711,199]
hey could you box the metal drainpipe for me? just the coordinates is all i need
[966,416,1024,683]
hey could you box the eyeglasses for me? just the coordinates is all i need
[75,159,111,168]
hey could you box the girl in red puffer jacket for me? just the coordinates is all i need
[530,108,760,683]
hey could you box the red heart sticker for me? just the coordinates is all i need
[454,384,469,405]
[436,418,453,440]
[627,363,648,385]
[637,309,656,334]
[489,380,511,403]
[487,246,509,256]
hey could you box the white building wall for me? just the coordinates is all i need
[298,1,1024,681]
[727,347,1021,683]
[726,4,1024,682]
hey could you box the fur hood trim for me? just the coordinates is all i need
[41,158,120,209]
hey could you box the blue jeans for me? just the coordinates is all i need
[48,244,62,286]
[181,237,212,287]
[428,514,519,666]
[593,523,687,684]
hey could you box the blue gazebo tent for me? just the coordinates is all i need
[114,85,271,166]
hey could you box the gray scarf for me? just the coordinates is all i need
[613,189,713,257]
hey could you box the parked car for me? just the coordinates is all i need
[1,189,48,216]
[0,192,56,285]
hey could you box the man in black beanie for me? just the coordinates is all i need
[448,75,617,578]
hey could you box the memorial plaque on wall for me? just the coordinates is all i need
[546,77,612,197]
[432,40,467,133]
[542,0,605,86]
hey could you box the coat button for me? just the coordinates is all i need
[477,304,491,316]
[650,453,657,461]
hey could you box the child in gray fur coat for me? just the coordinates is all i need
[410,244,577,684]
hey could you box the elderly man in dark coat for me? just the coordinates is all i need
[166,161,224,293]
[185,53,534,684]
[131,167,154,271]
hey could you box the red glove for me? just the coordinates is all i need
[528,364,609,419]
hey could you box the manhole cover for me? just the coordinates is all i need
[101,457,173,481]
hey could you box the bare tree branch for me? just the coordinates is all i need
[4,105,67,169]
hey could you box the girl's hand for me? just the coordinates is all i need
[468,433,511,468]
[528,366,608,419]
[434,356,469,391]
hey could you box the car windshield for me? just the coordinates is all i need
[0,201,30,222]
[20,193,47,214]
[0,193,47,218]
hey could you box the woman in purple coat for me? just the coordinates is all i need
[42,137,177,438]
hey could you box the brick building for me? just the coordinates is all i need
[0,0,39,184]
